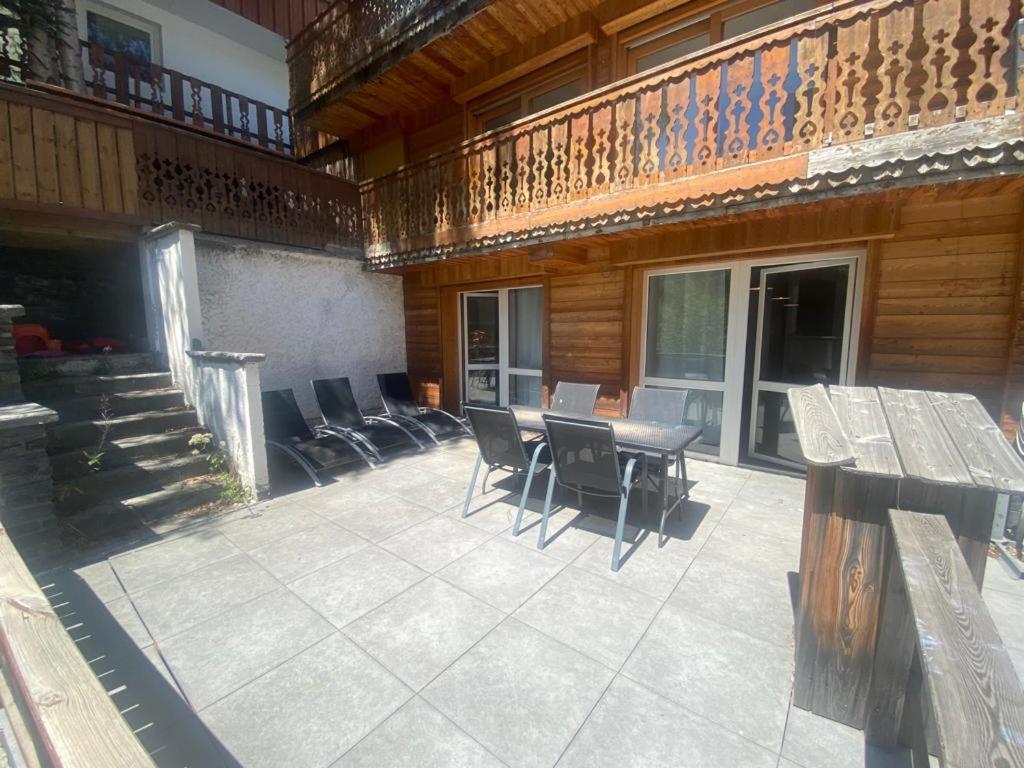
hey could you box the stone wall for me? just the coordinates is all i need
[194,236,407,418]
[0,305,24,405]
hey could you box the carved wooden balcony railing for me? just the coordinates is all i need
[288,0,483,118]
[0,82,361,251]
[82,43,294,155]
[361,0,1021,267]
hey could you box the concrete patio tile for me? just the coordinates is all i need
[983,586,1024,651]
[781,705,911,768]
[333,697,504,768]
[501,506,605,562]
[139,644,184,698]
[110,529,240,594]
[424,618,614,768]
[700,525,800,574]
[438,537,565,613]
[514,566,660,669]
[1007,645,1024,684]
[203,633,412,768]
[669,549,795,649]
[343,577,503,690]
[715,497,805,546]
[379,516,492,573]
[73,560,125,603]
[318,495,437,542]
[216,500,324,551]
[412,451,489,481]
[294,483,393,515]
[289,545,427,628]
[105,595,153,649]
[160,589,335,711]
[557,676,778,768]
[391,473,474,512]
[622,604,793,751]
[449,493,524,534]
[249,522,368,583]
[983,556,1024,595]
[130,554,278,640]
[571,527,699,601]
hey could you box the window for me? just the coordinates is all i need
[620,0,819,76]
[471,64,586,134]
[82,2,162,64]
[462,287,543,407]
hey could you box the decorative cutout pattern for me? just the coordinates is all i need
[362,0,1020,259]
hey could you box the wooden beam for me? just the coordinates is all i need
[609,202,897,266]
[529,243,589,266]
[451,14,599,104]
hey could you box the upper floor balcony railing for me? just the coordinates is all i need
[0,26,295,155]
[361,0,1022,268]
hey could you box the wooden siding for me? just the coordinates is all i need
[0,83,362,250]
[208,0,328,40]
[867,190,1023,415]
[400,185,1024,431]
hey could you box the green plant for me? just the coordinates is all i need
[81,393,113,472]
[188,433,249,506]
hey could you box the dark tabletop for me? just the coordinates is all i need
[510,405,703,455]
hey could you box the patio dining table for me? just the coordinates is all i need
[509,405,703,517]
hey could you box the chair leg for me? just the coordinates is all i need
[461,453,483,519]
[611,489,631,572]
[538,470,557,550]
[482,465,494,494]
[513,443,546,536]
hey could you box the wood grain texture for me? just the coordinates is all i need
[888,509,1024,768]
[787,385,855,467]
[828,386,903,479]
[0,528,154,766]
[878,387,974,486]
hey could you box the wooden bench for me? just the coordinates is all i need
[0,526,155,767]
[874,508,1024,767]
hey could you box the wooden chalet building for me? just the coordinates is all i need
[289,0,1024,468]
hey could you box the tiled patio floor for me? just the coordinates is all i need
[44,439,1024,767]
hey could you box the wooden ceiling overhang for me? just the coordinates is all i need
[364,138,1024,271]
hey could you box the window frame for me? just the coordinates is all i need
[469,56,588,135]
[80,0,163,65]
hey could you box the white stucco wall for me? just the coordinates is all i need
[77,0,288,109]
[194,239,407,419]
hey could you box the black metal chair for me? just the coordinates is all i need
[462,405,550,532]
[539,414,647,572]
[311,377,426,467]
[629,386,692,520]
[376,372,471,444]
[550,381,600,415]
[261,389,363,486]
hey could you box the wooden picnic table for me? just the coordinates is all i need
[510,405,703,517]
[787,384,1024,731]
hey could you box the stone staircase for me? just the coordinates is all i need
[19,353,226,535]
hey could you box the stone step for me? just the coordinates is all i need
[47,408,199,451]
[49,429,205,482]
[62,475,227,541]
[55,454,213,515]
[19,353,158,381]
[46,388,186,422]
[22,371,173,400]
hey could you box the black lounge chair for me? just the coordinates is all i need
[540,414,648,572]
[462,404,549,532]
[312,376,426,466]
[551,381,600,415]
[261,388,364,486]
[376,372,471,444]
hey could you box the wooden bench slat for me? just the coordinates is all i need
[0,529,154,767]
[888,509,1024,768]
[787,384,855,467]
[828,386,903,478]
[927,391,1024,494]
[878,388,974,486]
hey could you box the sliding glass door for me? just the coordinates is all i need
[641,268,732,457]
[462,286,543,407]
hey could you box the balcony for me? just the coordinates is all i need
[360,0,1023,269]
[287,0,485,120]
